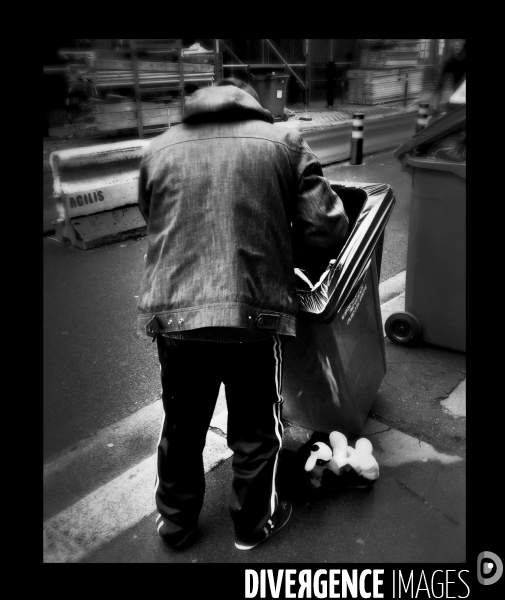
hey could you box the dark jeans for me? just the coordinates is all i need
[155,334,285,546]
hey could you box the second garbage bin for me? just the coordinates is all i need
[282,182,396,438]
[389,104,466,352]
[251,73,290,121]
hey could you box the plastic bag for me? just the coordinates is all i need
[414,128,466,162]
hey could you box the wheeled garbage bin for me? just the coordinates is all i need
[388,104,466,352]
[251,73,290,121]
[282,181,396,438]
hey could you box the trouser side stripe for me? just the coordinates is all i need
[270,334,284,514]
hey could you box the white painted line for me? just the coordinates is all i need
[441,379,466,418]
[44,400,163,479]
[202,430,233,472]
[210,409,228,435]
[43,430,233,563]
[214,383,227,418]
[44,454,156,563]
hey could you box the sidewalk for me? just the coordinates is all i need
[280,96,423,133]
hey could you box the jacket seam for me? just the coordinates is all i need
[142,135,317,165]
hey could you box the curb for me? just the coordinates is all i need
[379,270,406,304]
[43,107,419,169]
[277,105,419,134]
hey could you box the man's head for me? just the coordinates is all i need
[451,39,466,56]
[216,77,261,104]
[183,76,273,124]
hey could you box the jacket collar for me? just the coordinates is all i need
[183,85,274,125]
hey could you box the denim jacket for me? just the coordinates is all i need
[137,85,348,339]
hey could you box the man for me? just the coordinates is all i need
[326,60,336,108]
[431,39,466,116]
[137,78,349,551]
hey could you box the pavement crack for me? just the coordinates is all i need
[395,478,459,525]
[383,379,403,401]
[368,427,391,436]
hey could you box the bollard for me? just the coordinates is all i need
[416,102,429,133]
[350,112,364,165]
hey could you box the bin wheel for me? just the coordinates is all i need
[385,312,423,347]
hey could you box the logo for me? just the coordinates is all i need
[477,551,503,585]
[68,190,105,208]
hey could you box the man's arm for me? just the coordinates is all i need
[137,159,152,223]
[291,139,349,272]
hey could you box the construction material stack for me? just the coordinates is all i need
[52,40,215,139]
[347,40,423,105]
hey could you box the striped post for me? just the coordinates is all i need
[350,113,364,165]
[416,102,429,133]
[214,51,224,82]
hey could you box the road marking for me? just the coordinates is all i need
[44,400,163,480]
[210,408,228,435]
[43,430,232,563]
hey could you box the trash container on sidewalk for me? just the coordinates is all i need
[389,104,466,352]
[251,73,290,121]
[282,182,396,438]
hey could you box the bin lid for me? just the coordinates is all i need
[394,103,466,162]
[402,155,466,178]
[296,182,396,323]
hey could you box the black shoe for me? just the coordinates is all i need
[156,514,199,550]
[235,499,292,550]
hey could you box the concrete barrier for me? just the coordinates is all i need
[49,139,151,249]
